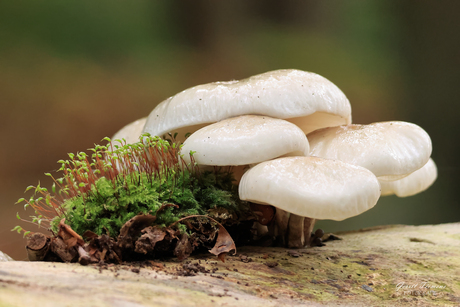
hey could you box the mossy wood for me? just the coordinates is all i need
[1,223,459,306]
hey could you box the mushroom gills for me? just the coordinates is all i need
[380,158,437,197]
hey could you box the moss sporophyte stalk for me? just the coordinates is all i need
[14,134,247,240]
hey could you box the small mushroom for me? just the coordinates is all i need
[307,122,432,179]
[380,158,437,197]
[238,156,381,248]
[112,117,147,144]
[109,117,148,172]
[143,69,351,141]
[181,115,309,166]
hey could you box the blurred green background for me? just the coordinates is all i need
[1,1,459,260]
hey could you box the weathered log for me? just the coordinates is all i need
[1,223,459,306]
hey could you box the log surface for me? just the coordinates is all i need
[1,223,460,306]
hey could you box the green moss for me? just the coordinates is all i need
[16,134,247,237]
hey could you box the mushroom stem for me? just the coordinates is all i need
[287,214,305,248]
[274,209,290,246]
[303,217,317,247]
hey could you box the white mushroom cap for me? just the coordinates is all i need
[143,69,351,140]
[307,122,432,178]
[238,156,380,221]
[112,118,147,145]
[380,158,437,197]
[181,115,309,166]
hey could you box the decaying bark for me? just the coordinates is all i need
[25,213,240,264]
[26,233,50,261]
[50,236,78,262]
[118,214,157,251]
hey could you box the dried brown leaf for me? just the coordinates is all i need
[135,227,166,254]
[209,224,237,262]
[171,215,237,262]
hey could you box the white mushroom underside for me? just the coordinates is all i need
[307,122,432,177]
[143,69,352,138]
[181,115,310,166]
[239,156,381,221]
[380,158,437,197]
[112,117,147,145]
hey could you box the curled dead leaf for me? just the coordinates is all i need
[171,215,237,262]
[135,227,167,254]
[209,224,236,263]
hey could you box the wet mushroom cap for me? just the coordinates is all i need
[307,121,432,178]
[238,156,380,221]
[380,158,437,197]
[143,69,351,139]
[181,115,309,166]
[112,118,147,145]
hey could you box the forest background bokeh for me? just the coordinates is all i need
[1,1,459,260]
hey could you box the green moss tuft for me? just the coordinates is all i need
[16,134,247,238]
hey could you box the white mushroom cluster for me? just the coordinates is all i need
[112,69,437,248]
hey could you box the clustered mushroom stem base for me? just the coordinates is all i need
[303,217,316,247]
[269,210,317,248]
[274,209,290,246]
[287,213,305,248]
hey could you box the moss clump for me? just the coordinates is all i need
[15,134,246,238]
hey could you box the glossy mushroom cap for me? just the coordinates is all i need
[238,156,380,221]
[181,115,309,166]
[112,118,147,145]
[143,69,351,140]
[307,122,432,178]
[380,158,437,197]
